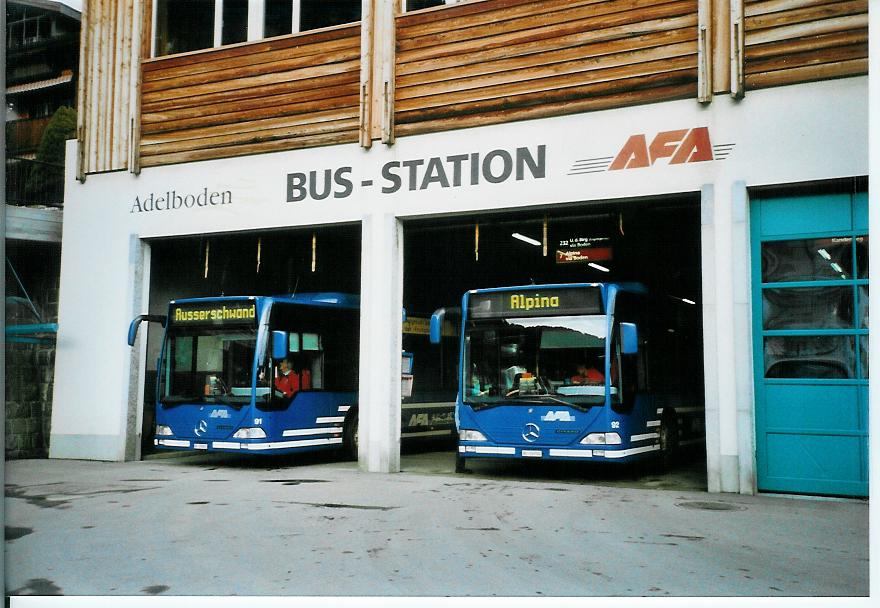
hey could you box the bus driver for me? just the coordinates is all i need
[571,361,604,385]
[275,357,311,398]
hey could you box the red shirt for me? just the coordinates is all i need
[571,368,604,385]
[275,369,311,398]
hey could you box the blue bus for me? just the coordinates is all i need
[431,283,704,472]
[128,293,453,457]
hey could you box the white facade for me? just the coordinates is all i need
[53,77,868,494]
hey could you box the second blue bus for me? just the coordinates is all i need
[431,283,704,472]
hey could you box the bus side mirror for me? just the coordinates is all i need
[621,323,638,355]
[429,311,444,344]
[127,314,166,346]
[271,331,288,360]
[430,307,461,344]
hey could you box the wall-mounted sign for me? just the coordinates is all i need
[568,127,735,175]
[130,188,232,214]
[556,236,612,264]
[286,145,546,203]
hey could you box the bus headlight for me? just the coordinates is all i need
[233,427,267,439]
[459,429,487,442]
[155,425,173,436]
[581,433,621,445]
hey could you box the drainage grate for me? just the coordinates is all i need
[675,501,746,512]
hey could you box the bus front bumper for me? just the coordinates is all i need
[154,436,343,453]
[458,443,660,462]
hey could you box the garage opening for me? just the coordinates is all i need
[140,223,361,456]
[401,196,706,486]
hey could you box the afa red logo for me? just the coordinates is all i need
[567,127,734,176]
[610,127,713,170]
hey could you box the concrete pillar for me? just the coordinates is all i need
[701,184,723,492]
[701,180,756,494]
[124,237,151,461]
[730,182,757,493]
[50,140,132,461]
[357,213,403,473]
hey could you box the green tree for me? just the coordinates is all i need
[25,106,77,204]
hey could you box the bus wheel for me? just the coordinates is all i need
[343,413,358,461]
[455,453,467,473]
[658,415,678,471]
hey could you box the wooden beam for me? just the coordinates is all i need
[396,69,698,123]
[395,54,697,111]
[360,0,375,147]
[744,28,866,59]
[744,40,866,73]
[395,43,697,102]
[745,13,867,45]
[397,28,696,87]
[379,0,396,144]
[746,0,866,31]
[398,0,695,53]
[697,0,712,101]
[139,130,360,168]
[730,0,744,97]
[75,0,90,181]
[396,82,696,136]
[398,13,697,65]
[711,0,731,92]
[142,93,360,134]
[744,56,866,88]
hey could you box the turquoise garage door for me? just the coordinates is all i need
[751,191,868,497]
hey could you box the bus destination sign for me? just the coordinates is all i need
[170,302,257,325]
[468,288,602,319]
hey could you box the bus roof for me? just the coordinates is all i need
[466,282,648,295]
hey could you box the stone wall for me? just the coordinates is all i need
[5,239,61,460]
[5,343,54,459]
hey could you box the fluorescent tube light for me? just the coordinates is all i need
[588,262,610,272]
[512,232,541,246]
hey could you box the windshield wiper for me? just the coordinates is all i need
[470,394,596,412]
[161,395,201,407]
[211,392,246,410]
[527,394,578,408]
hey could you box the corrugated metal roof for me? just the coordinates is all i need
[8,0,81,21]
[6,71,74,95]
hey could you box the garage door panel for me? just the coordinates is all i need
[765,433,862,486]
[766,433,867,494]
[763,384,860,431]
[752,190,867,497]
[759,194,852,236]
[757,474,867,497]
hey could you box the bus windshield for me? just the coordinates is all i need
[160,327,258,406]
[463,315,610,408]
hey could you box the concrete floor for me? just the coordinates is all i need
[4,448,869,598]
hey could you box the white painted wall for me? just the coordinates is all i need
[53,78,867,492]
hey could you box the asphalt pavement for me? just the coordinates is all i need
[4,449,870,598]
